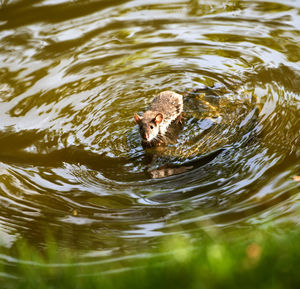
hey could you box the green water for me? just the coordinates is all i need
[0,0,299,277]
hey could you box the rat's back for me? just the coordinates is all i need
[148,91,183,121]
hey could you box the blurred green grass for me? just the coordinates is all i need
[1,228,300,289]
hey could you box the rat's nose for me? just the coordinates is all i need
[143,133,148,140]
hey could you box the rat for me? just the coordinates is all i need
[134,91,183,148]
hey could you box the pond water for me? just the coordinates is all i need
[0,0,299,273]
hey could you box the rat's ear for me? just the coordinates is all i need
[134,113,141,123]
[154,113,163,124]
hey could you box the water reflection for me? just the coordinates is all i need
[0,0,299,271]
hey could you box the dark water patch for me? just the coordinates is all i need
[0,0,131,30]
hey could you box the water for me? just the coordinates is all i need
[0,0,299,271]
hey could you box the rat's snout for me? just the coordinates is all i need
[143,133,148,140]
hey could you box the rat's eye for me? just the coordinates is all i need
[150,125,154,129]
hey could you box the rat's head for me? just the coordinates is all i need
[134,112,163,143]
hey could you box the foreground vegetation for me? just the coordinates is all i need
[1,227,300,289]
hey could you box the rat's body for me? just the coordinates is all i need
[134,91,183,148]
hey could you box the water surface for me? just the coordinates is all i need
[0,0,299,272]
